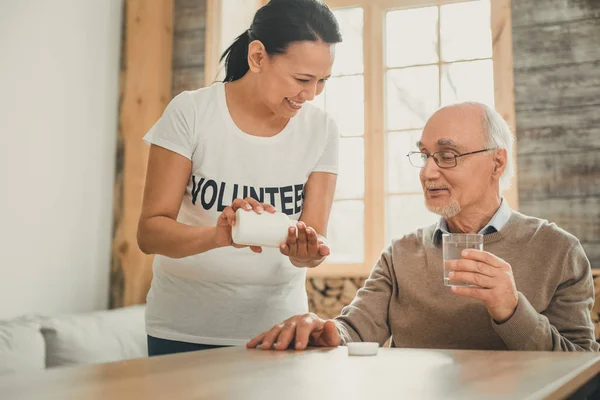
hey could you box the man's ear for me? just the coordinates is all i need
[248,40,266,73]
[492,148,507,178]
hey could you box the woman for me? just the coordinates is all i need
[137,0,342,356]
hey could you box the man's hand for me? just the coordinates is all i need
[247,313,341,350]
[448,249,519,323]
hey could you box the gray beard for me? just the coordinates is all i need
[426,198,461,219]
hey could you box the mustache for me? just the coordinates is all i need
[424,181,450,190]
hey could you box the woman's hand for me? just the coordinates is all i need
[280,221,331,268]
[215,197,276,253]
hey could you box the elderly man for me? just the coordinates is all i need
[248,102,599,352]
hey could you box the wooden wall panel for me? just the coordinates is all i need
[111,0,174,307]
[512,0,600,27]
[518,151,600,200]
[516,106,600,155]
[519,197,600,244]
[172,66,205,98]
[514,60,600,112]
[172,31,205,69]
[585,244,600,268]
[172,0,206,97]
[513,0,600,270]
[512,18,600,70]
[174,0,207,32]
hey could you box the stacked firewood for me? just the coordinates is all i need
[306,278,366,319]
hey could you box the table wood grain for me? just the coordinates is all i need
[1,347,599,400]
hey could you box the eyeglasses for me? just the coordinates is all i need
[406,148,496,169]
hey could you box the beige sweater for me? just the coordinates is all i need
[335,211,599,351]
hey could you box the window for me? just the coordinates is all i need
[385,1,494,242]
[310,8,366,266]
[311,0,516,277]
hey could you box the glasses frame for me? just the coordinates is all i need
[406,148,497,169]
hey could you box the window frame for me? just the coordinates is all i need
[310,0,518,278]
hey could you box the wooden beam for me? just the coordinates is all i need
[491,0,519,210]
[363,3,386,275]
[112,0,174,307]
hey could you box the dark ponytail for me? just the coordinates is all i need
[220,30,251,83]
[219,0,342,83]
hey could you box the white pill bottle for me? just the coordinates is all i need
[231,209,296,248]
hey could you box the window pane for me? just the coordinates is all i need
[440,0,492,62]
[386,66,439,131]
[336,137,364,200]
[332,8,364,76]
[386,6,438,68]
[325,75,364,137]
[441,60,495,107]
[386,130,423,194]
[386,195,439,244]
[327,200,364,264]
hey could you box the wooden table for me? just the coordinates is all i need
[1,347,599,399]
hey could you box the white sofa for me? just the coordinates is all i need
[0,305,147,376]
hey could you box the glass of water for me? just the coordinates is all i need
[442,233,483,287]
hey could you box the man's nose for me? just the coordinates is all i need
[421,155,441,180]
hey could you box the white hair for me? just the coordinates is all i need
[462,102,515,193]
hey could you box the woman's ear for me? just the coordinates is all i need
[247,40,266,73]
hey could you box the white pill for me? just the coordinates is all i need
[347,342,379,356]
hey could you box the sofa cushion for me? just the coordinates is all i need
[41,305,147,368]
[0,317,46,376]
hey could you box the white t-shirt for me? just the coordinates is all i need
[142,83,339,345]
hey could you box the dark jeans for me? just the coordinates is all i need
[147,335,228,357]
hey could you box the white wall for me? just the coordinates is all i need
[0,0,123,319]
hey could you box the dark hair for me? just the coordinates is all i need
[219,0,342,83]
